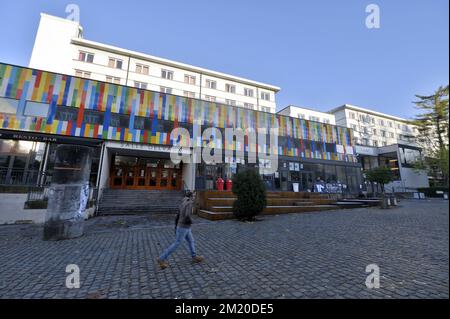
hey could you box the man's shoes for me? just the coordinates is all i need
[157,259,169,269]
[192,255,204,263]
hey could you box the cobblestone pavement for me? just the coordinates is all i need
[0,199,448,299]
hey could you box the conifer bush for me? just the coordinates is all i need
[232,169,267,221]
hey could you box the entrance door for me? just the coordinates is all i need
[300,171,314,192]
[109,156,182,190]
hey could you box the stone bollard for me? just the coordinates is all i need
[43,145,92,241]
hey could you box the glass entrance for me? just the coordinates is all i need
[110,156,182,190]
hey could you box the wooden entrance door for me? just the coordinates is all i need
[110,157,182,190]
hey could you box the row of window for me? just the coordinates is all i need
[297,114,331,124]
[77,50,272,101]
[348,111,415,132]
[351,125,396,138]
[356,138,389,147]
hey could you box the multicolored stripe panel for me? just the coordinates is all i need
[0,63,356,162]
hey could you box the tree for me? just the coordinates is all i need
[232,169,267,221]
[365,167,395,195]
[411,85,449,186]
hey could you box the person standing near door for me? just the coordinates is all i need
[157,190,204,269]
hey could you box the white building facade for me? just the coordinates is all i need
[327,104,429,191]
[277,105,336,125]
[29,13,279,113]
[328,104,418,148]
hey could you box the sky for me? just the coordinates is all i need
[0,0,448,119]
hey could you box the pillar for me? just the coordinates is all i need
[43,145,92,240]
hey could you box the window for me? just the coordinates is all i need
[0,97,18,114]
[379,119,385,126]
[205,79,217,89]
[371,117,375,124]
[225,84,236,93]
[23,101,49,118]
[309,116,320,122]
[110,113,129,128]
[363,127,369,134]
[184,74,196,85]
[402,124,407,131]
[225,99,236,106]
[134,81,147,90]
[183,91,196,98]
[106,76,121,84]
[133,116,151,130]
[323,119,330,124]
[244,88,254,97]
[108,58,123,69]
[260,92,270,101]
[83,110,104,124]
[380,130,386,137]
[262,106,271,113]
[160,86,172,94]
[388,121,393,128]
[351,124,357,131]
[373,140,378,147]
[161,69,174,80]
[135,64,149,75]
[373,129,377,135]
[204,95,216,102]
[298,114,305,119]
[75,70,91,79]
[389,132,395,138]
[78,51,94,63]
[244,103,254,109]
[55,106,78,122]
[362,138,369,146]
[349,112,356,119]
[382,142,387,146]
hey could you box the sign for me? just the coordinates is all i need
[106,141,190,154]
[355,145,378,156]
[0,129,102,146]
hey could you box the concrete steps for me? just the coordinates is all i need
[97,189,184,215]
[196,190,342,221]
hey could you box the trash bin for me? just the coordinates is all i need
[293,183,299,192]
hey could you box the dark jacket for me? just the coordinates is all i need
[175,197,194,229]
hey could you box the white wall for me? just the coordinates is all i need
[29,13,82,75]
[0,194,46,224]
[278,106,336,124]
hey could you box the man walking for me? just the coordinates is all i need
[157,190,204,269]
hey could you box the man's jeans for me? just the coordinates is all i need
[159,226,197,261]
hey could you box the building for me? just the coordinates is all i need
[0,61,362,222]
[29,13,279,114]
[277,105,336,125]
[328,104,429,192]
[328,104,419,147]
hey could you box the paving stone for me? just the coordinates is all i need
[0,199,447,299]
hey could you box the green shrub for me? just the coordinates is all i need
[232,169,267,221]
[417,187,449,197]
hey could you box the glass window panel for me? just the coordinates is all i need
[0,97,19,114]
[23,101,49,117]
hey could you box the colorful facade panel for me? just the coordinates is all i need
[0,64,356,162]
